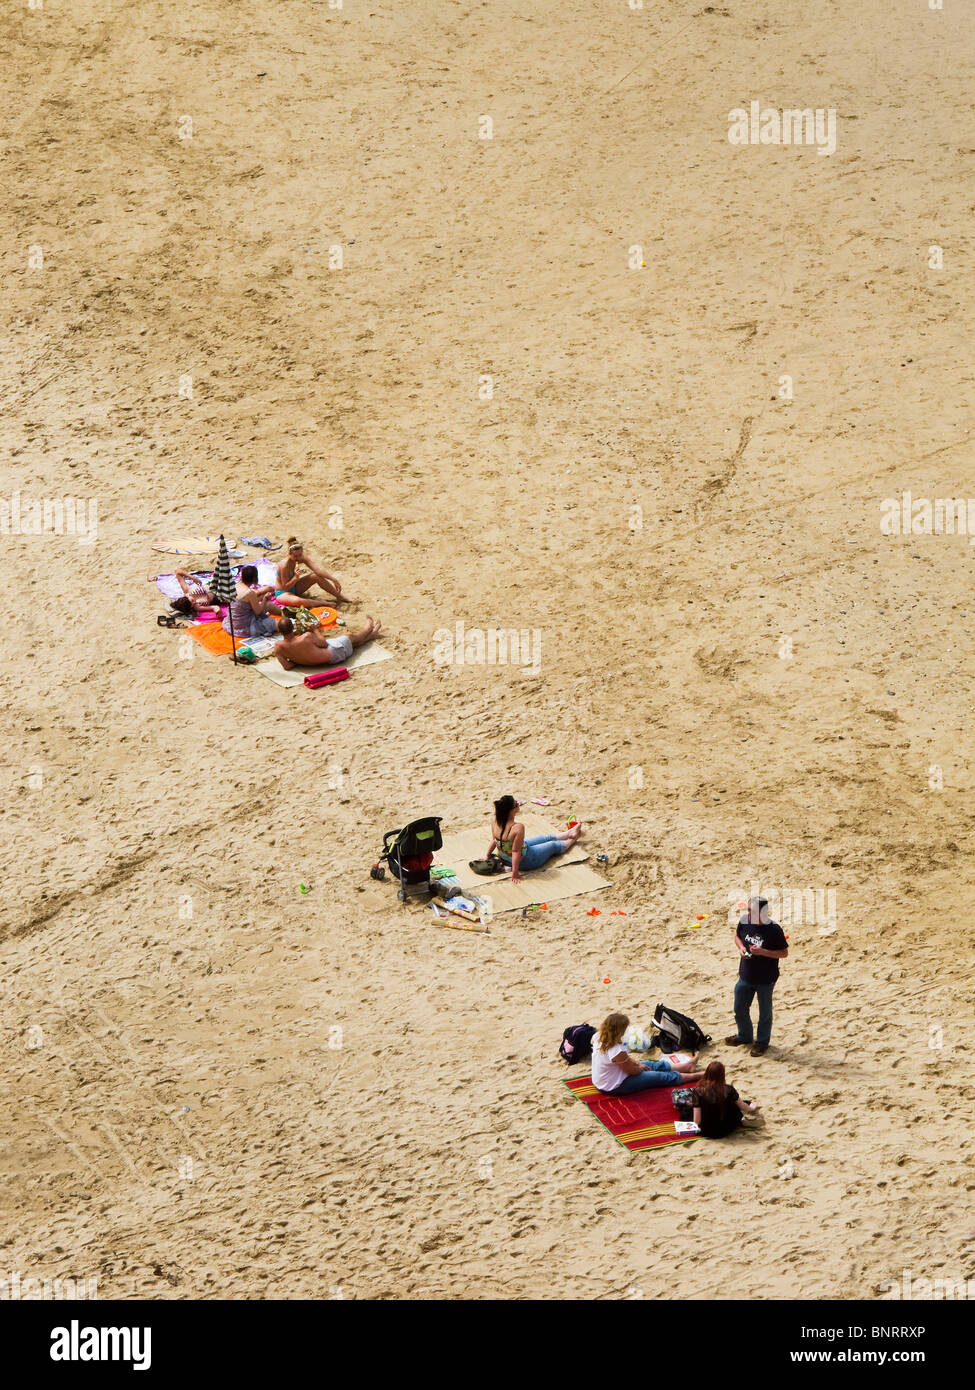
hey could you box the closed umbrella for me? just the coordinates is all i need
[211,534,240,663]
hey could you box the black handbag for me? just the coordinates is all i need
[470,813,518,876]
[671,1086,697,1120]
[469,856,505,876]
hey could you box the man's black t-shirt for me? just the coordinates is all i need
[737,916,787,985]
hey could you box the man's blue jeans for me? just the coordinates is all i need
[734,979,775,1045]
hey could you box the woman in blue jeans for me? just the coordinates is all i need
[487,794,582,883]
[591,1013,705,1095]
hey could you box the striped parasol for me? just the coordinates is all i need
[211,534,240,662]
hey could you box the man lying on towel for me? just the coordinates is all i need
[274,615,382,669]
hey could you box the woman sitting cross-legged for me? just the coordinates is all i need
[591,1013,705,1095]
[691,1060,761,1137]
[487,794,582,884]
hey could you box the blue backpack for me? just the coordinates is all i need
[559,1023,596,1064]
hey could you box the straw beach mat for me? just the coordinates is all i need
[254,641,392,686]
[434,814,609,913]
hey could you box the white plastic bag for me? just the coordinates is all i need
[622,1025,653,1053]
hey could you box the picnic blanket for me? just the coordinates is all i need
[433,814,609,914]
[562,1075,700,1152]
[188,605,338,657]
[254,640,392,685]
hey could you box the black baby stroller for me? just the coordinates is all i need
[370,816,444,902]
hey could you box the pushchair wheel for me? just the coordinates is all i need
[397,889,406,902]
[370,864,385,880]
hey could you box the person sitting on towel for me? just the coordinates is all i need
[170,569,217,616]
[276,537,353,606]
[274,614,382,669]
[486,794,581,884]
[691,1060,760,1137]
[223,564,282,639]
[591,1013,705,1095]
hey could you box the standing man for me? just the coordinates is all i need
[725,896,788,1057]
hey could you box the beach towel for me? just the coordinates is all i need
[155,562,280,605]
[562,1075,701,1152]
[187,605,336,657]
[433,814,609,914]
[187,620,239,657]
[305,668,350,689]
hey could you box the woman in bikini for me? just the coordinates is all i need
[170,569,217,616]
[485,794,583,884]
[275,537,352,607]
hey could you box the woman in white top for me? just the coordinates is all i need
[591,1013,705,1095]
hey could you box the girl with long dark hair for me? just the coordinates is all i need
[486,794,582,884]
[691,1060,761,1137]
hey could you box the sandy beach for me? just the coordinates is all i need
[1,1,973,1300]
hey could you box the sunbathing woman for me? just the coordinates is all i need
[170,569,217,616]
[276,537,352,606]
[274,615,382,669]
[223,564,282,640]
[591,1013,705,1095]
[486,794,582,884]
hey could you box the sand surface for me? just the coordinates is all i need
[1,1,973,1299]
